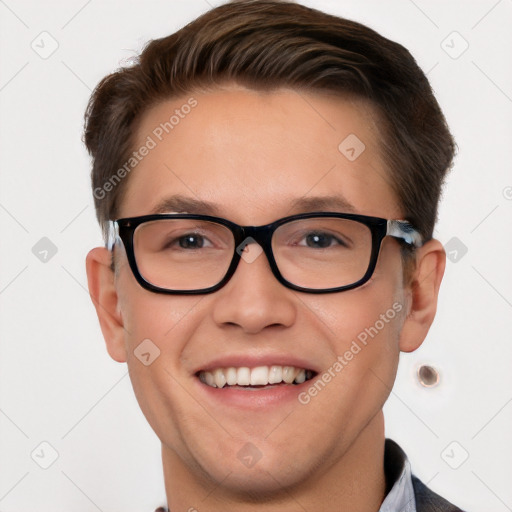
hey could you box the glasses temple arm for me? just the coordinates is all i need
[386,220,423,248]
[106,220,119,251]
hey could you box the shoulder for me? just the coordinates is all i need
[411,474,466,512]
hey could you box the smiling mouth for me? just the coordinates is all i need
[197,365,316,389]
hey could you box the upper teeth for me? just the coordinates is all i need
[199,365,310,388]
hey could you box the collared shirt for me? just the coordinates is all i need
[379,438,416,512]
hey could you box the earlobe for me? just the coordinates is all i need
[86,247,127,362]
[399,239,446,353]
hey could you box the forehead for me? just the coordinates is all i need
[120,87,401,223]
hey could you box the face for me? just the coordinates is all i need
[88,87,439,498]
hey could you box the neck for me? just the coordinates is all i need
[161,412,387,512]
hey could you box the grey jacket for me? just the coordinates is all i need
[412,475,465,511]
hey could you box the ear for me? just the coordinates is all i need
[399,239,446,353]
[86,247,127,362]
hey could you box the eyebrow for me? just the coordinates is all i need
[288,195,356,214]
[151,195,222,215]
[150,194,357,217]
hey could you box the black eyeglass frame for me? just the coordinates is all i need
[107,212,422,295]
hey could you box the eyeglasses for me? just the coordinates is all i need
[107,212,422,295]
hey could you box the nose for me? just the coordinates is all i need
[211,242,297,334]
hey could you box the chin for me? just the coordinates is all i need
[195,447,313,500]
[216,468,302,500]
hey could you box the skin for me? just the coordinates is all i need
[86,87,445,512]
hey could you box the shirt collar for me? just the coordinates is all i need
[379,438,416,512]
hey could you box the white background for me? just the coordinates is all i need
[0,0,511,510]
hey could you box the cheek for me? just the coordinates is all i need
[308,283,404,386]
[118,298,206,455]
[337,241,406,352]
[306,252,406,360]
[125,355,207,467]
[114,267,205,429]
[297,287,404,435]
[116,262,202,352]
[298,245,406,417]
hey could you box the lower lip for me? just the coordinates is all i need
[194,377,313,409]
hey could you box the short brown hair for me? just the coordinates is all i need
[84,0,455,242]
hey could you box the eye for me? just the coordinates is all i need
[299,231,347,249]
[161,232,215,250]
[178,234,208,249]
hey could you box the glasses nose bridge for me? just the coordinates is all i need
[235,224,275,263]
[240,223,273,243]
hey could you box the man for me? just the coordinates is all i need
[84,1,463,510]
